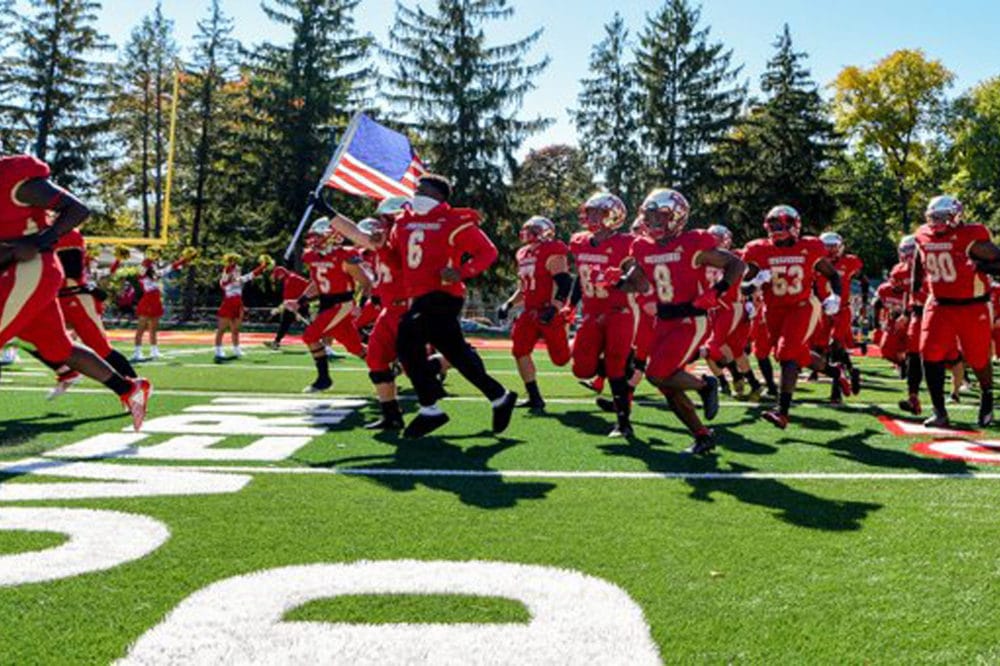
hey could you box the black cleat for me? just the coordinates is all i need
[403,411,450,439]
[898,396,922,415]
[596,397,616,413]
[365,416,404,431]
[978,394,994,428]
[609,422,634,439]
[303,378,333,393]
[683,430,716,455]
[492,391,517,434]
[850,367,862,395]
[763,410,789,430]
[923,410,951,429]
[517,398,545,412]
[699,375,720,421]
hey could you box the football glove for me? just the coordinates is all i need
[822,294,841,316]
[750,269,772,287]
[744,300,756,319]
[497,303,510,322]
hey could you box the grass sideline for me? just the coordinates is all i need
[1,338,999,663]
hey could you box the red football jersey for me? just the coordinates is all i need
[569,231,634,314]
[516,239,569,310]
[390,203,498,300]
[303,247,359,296]
[280,272,310,301]
[0,155,52,240]
[706,248,744,305]
[875,282,906,318]
[890,261,925,307]
[370,245,406,303]
[743,236,827,309]
[814,253,863,312]
[631,230,718,306]
[914,223,992,300]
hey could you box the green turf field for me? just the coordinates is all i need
[2,341,1000,664]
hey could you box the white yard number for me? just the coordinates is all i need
[119,560,662,665]
[578,265,609,299]
[519,264,537,292]
[925,252,958,283]
[771,265,804,297]
[653,264,674,303]
[407,230,425,269]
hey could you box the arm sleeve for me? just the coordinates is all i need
[454,225,499,280]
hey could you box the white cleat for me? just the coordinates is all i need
[121,378,153,432]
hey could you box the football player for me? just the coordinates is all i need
[872,273,908,370]
[566,192,637,437]
[498,216,572,412]
[623,189,745,454]
[389,174,517,438]
[742,205,852,429]
[912,195,1000,427]
[268,266,311,349]
[300,218,371,393]
[133,246,196,361]
[818,231,868,396]
[0,154,150,430]
[215,253,270,361]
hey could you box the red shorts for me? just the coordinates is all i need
[303,301,364,355]
[572,308,636,380]
[921,300,991,369]
[0,255,73,362]
[765,298,822,367]
[60,293,112,357]
[706,302,747,364]
[633,310,656,363]
[216,296,244,320]
[878,317,908,364]
[647,315,710,380]
[136,291,164,319]
[750,311,772,360]
[366,303,407,373]
[831,308,854,349]
[511,309,570,366]
[810,314,832,351]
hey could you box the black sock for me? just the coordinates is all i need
[314,355,330,382]
[725,361,740,381]
[779,391,792,416]
[743,371,761,391]
[381,399,402,419]
[525,380,542,403]
[759,357,776,392]
[105,350,137,378]
[610,378,631,417]
[428,356,443,376]
[718,374,730,393]
[925,361,947,415]
[104,374,132,397]
[906,353,923,395]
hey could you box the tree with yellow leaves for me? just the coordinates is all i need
[833,49,953,232]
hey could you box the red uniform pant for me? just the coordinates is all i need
[765,297,822,368]
[366,302,407,373]
[647,314,710,380]
[60,293,112,357]
[921,300,991,369]
[706,302,748,364]
[572,308,636,380]
[303,301,364,356]
[0,255,73,362]
[511,309,570,366]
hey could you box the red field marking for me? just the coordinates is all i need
[912,440,1000,465]
[105,330,515,350]
[877,415,981,438]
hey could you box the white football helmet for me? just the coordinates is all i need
[925,195,963,231]
[707,224,733,250]
[764,205,802,242]
[820,231,844,259]
[641,189,690,240]
[580,192,627,232]
[520,216,556,244]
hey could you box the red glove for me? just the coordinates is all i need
[602,267,624,286]
[693,289,720,311]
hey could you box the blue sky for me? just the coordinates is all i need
[18,0,1000,151]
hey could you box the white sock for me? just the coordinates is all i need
[419,404,444,417]
[491,391,512,408]
[134,346,142,356]
[151,345,159,355]
[215,346,224,357]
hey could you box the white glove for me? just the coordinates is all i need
[751,269,772,287]
[823,294,841,316]
[744,300,756,319]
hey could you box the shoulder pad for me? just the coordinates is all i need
[1,155,50,191]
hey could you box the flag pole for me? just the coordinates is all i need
[283,111,364,262]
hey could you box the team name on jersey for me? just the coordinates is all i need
[518,258,538,270]
[403,222,442,231]
[641,252,682,265]
[922,242,953,251]
[768,255,807,266]
[576,253,610,265]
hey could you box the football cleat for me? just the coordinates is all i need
[898,396,922,415]
[492,391,518,435]
[683,430,716,456]
[699,375,720,421]
[264,340,281,350]
[303,378,333,394]
[47,372,82,401]
[121,378,152,432]
[978,394,994,428]
[923,410,951,429]
[404,411,450,439]
[596,397,616,413]
[831,364,853,397]
[365,416,404,431]
[579,377,605,394]
[608,423,635,439]
[763,410,789,430]
[517,398,546,413]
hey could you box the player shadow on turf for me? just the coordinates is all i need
[307,437,555,510]
[598,443,881,531]
[0,412,124,452]
[789,426,973,475]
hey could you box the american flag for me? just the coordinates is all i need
[323,113,425,200]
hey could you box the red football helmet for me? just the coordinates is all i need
[820,231,844,259]
[925,195,963,233]
[898,235,916,263]
[641,189,690,240]
[580,192,627,232]
[305,218,343,252]
[520,216,556,244]
[764,205,802,242]
[707,224,733,250]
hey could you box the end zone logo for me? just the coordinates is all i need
[879,416,1000,465]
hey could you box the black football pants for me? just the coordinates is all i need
[397,292,506,407]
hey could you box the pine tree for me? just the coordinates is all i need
[383,0,551,221]
[635,0,745,199]
[247,0,373,244]
[0,0,15,150]
[571,12,643,209]
[5,0,114,188]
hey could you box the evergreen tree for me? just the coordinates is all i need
[571,12,643,209]
[5,0,114,188]
[707,25,840,238]
[0,0,15,150]
[635,0,745,199]
[246,0,373,246]
[510,145,595,231]
[383,0,551,221]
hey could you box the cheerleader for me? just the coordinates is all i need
[133,247,197,361]
[215,253,271,361]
